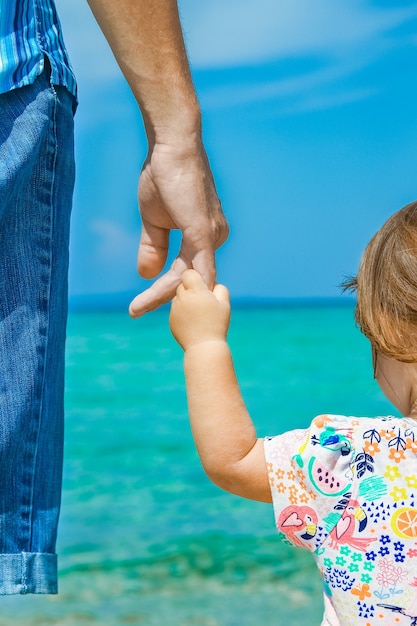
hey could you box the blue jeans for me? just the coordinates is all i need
[0,68,75,594]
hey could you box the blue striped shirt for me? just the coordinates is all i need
[0,0,77,98]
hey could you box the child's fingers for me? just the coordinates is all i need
[179,270,229,305]
[174,282,185,298]
[181,268,207,291]
[213,283,230,303]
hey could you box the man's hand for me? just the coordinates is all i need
[169,269,230,351]
[86,0,228,317]
[129,140,229,317]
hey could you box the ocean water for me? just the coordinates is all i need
[0,304,394,625]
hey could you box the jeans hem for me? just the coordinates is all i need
[0,552,57,594]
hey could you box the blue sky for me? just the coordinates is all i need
[56,0,417,304]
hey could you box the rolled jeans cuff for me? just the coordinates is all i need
[0,553,57,594]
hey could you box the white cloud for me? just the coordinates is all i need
[178,0,417,112]
[289,86,377,114]
[90,219,138,263]
[179,0,417,68]
[54,0,417,117]
[56,0,416,80]
[198,53,374,110]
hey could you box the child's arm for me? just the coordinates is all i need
[169,270,271,503]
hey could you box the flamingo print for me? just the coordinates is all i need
[328,499,377,551]
[277,505,318,548]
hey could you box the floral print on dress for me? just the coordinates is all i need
[264,415,417,626]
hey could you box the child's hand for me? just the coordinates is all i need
[169,269,231,351]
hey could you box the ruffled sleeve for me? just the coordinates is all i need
[264,414,355,552]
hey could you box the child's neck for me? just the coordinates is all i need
[409,397,417,421]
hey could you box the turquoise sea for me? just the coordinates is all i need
[0,303,394,625]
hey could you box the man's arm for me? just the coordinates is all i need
[169,270,271,503]
[87,0,229,316]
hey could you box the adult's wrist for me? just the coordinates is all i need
[142,101,202,148]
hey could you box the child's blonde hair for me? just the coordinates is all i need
[345,201,417,363]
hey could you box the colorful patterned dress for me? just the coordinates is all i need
[264,414,417,626]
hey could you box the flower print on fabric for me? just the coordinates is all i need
[264,415,417,626]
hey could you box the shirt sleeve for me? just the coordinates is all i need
[264,414,355,553]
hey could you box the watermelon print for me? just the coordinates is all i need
[264,414,417,625]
